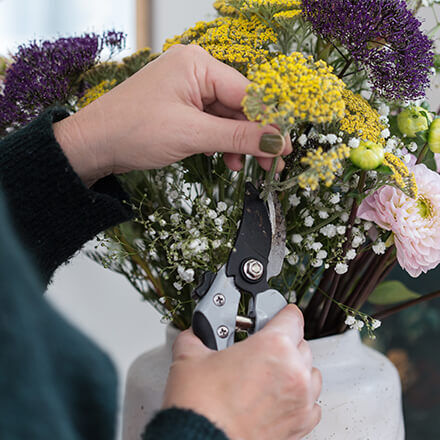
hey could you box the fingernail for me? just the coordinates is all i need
[259,133,285,154]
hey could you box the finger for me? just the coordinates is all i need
[256,156,285,172]
[298,340,313,370]
[188,111,286,158]
[261,304,305,344]
[223,153,244,171]
[311,368,323,402]
[197,48,251,110]
[205,101,247,120]
[172,329,211,362]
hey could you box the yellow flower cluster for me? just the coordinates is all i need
[213,0,239,16]
[243,53,346,132]
[77,79,116,108]
[163,16,276,74]
[339,89,385,144]
[273,9,302,28]
[298,145,350,190]
[383,153,418,199]
[229,0,301,17]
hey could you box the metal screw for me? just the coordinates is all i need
[242,258,264,281]
[213,294,226,307]
[217,325,229,338]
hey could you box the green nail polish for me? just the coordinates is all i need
[259,133,284,154]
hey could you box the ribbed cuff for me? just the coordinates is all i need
[143,408,230,440]
[0,107,132,283]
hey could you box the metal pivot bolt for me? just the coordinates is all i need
[213,294,226,307]
[217,325,229,338]
[242,258,264,281]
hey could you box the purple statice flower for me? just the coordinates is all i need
[0,31,126,133]
[302,0,434,101]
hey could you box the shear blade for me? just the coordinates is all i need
[266,191,287,280]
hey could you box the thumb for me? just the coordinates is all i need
[188,110,292,158]
[172,328,212,362]
[260,304,305,345]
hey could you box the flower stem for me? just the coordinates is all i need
[373,289,440,321]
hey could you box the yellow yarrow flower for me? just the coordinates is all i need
[163,16,276,74]
[273,9,302,28]
[298,144,350,190]
[243,53,346,133]
[213,0,239,16]
[383,153,418,199]
[77,79,116,109]
[339,89,385,144]
[228,0,301,19]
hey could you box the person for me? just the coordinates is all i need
[0,44,322,440]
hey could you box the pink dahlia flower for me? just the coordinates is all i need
[358,164,440,277]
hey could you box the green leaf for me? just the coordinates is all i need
[375,164,392,175]
[368,280,420,306]
[343,164,359,182]
[424,149,437,172]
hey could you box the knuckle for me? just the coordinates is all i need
[286,304,305,328]
[231,123,248,155]
[266,331,294,356]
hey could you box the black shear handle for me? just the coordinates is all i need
[192,311,218,350]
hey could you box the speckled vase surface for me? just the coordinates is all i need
[122,326,404,440]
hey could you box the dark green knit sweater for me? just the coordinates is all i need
[0,109,229,440]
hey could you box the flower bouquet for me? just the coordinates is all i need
[2,0,440,342]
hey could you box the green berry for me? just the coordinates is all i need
[350,141,384,170]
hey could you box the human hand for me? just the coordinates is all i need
[162,305,322,440]
[53,44,292,187]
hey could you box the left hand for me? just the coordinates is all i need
[53,44,292,187]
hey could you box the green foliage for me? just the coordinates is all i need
[369,281,420,306]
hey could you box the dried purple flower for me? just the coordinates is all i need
[0,31,126,133]
[302,0,434,101]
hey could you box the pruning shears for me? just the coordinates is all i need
[192,182,288,350]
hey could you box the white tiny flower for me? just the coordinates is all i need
[304,216,314,227]
[173,282,183,291]
[160,231,169,240]
[372,241,386,255]
[316,250,327,260]
[312,259,323,267]
[352,235,364,248]
[341,212,349,222]
[320,224,337,238]
[311,242,323,251]
[407,142,418,153]
[335,263,348,274]
[327,134,338,144]
[207,209,217,219]
[287,253,299,265]
[337,225,346,235]
[289,194,301,207]
[201,197,211,206]
[214,216,225,227]
[353,320,365,331]
[185,219,192,229]
[403,153,412,164]
[177,266,195,283]
[381,128,391,139]
[363,221,373,231]
[348,137,360,149]
[292,234,303,244]
[212,239,222,249]
[378,103,390,117]
[371,319,382,330]
[159,219,166,227]
[386,137,399,150]
[170,213,180,224]
[148,214,156,222]
[346,249,356,260]
[298,134,308,146]
[329,193,340,204]
[217,201,227,212]
[159,296,167,304]
[345,315,356,326]
[319,210,329,219]
[318,134,327,144]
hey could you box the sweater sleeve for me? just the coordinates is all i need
[0,108,132,283]
[143,408,230,440]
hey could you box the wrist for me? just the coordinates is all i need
[53,106,112,187]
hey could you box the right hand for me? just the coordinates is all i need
[162,305,322,440]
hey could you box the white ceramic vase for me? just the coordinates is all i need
[122,325,405,440]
